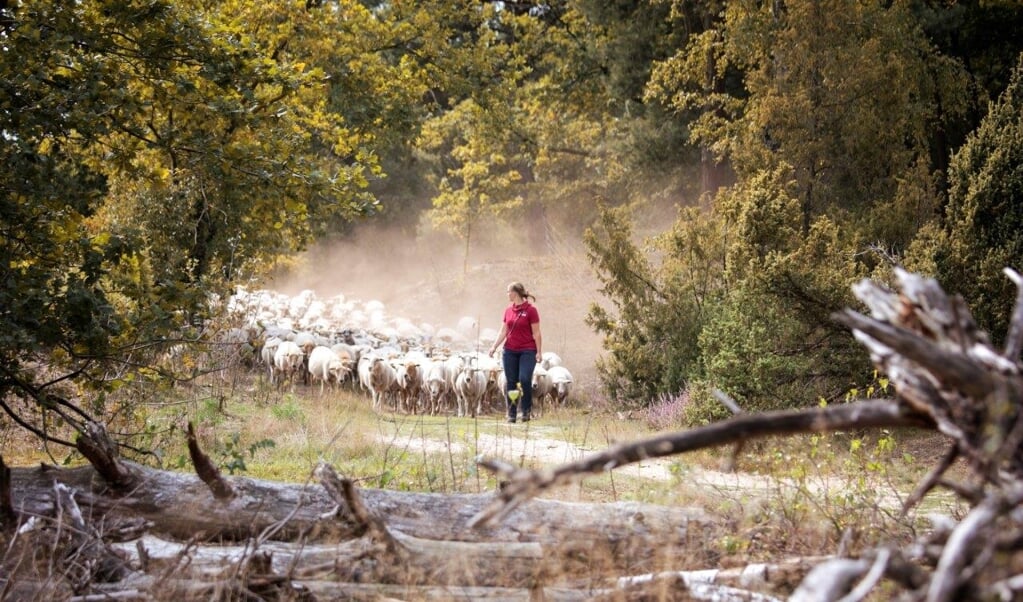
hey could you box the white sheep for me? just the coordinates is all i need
[357,353,375,392]
[463,352,502,412]
[330,342,359,377]
[423,360,451,415]
[307,346,349,395]
[546,365,574,405]
[260,336,283,380]
[454,367,488,418]
[456,315,479,340]
[443,354,466,395]
[393,356,425,414]
[369,356,398,411]
[541,351,563,370]
[531,365,553,415]
[272,340,305,387]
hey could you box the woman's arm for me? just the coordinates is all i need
[531,322,542,359]
[489,322,508,355]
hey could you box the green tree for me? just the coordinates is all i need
[930,52,1023,341]
[703,167,867,412]
[417,1,618,260]
[0,0,374,445]
[587,0,980,413]
[650,0,970,241]
[585,203,727,404]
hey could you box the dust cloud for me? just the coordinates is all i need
[262,221,607,394]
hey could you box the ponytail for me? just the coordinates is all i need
[508,281,535,302]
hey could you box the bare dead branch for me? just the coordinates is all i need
[604,571,783,602]
[154,534,200,588]
[789,557,870,602]
[471,399,932,527]
[75,422,135,490]
[990,572,1023,599]
[185,422,234,501]
[902,443,959,517]
[68,591,146,601]
[0,394,75,448]
[611,556,827,600]
[0,454,15,530]
[135,540,150,572]
[927,484,1023,602]
[936,477,985,505]
[53,483,131,588]
[882,546,930,590]
[713,389,743,415]
[1003,267,1023,361]
[713,388,744,470]
[834,309,1002,401]
[837,548,889,602]
[314,461,360,529]
[314,461,403,559]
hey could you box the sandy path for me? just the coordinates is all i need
[377,423,782,494]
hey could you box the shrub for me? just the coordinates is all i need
[643,389,692,431]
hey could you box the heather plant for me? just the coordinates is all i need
[643,389,692,431]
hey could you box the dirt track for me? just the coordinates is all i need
[380,423,790,494]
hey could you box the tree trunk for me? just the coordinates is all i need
[2,460,738,600]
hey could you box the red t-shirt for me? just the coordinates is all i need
[503,302,540,351]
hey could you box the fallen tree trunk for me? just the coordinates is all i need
[5,461,710,550]
[1,458,730,599]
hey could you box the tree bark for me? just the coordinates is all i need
[5,462,710,549]
[1,459,723,598]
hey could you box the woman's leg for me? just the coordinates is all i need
[518,350,537,420]
[502,350,521,420]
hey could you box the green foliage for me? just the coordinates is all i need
[651,0,972,233]
[769,431,913,547]
[217,432,277,475]
[416,2,625,255]
[0,0,375,444]
[932,53,1023,341]
[585,204,726,405]
[590,0,995,414]
[698,286,806,412]
[270,398,306,423]
[586,163,870,413]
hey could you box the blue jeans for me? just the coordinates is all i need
[502,349,537,419]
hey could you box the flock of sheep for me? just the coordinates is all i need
[220,287,575,417]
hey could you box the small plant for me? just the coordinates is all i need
[217,432,276,475]
[271,396,305,422]
[644,389,691,430]
[195,396,228,425]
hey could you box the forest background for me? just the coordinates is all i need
[4,0,1023,447]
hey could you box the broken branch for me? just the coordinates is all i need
[74,422,135,490]
[186,422,234,501]
[471,399,932,527]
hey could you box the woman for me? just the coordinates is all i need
[488,282,543,423]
